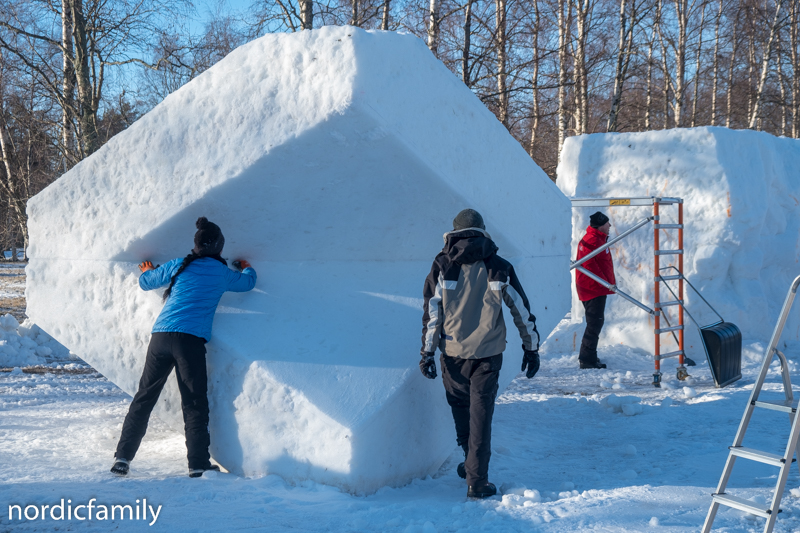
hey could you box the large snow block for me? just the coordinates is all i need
[26,26,571,493]
[552,127,800,359]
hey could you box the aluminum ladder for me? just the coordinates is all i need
[702,274,800,533]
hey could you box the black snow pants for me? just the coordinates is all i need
[440,353,502,488]
[115,332,211,469]
[579,295,607,365]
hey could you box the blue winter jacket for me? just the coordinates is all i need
[139,257,257,342]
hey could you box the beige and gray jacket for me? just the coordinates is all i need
[421,228,539,359]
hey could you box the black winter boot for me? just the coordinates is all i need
[110,458,129,476]
[189,463,220,478]
[580,359,607,369]
[467,482,497,499]
[457,444,468,479]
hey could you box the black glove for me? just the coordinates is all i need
[521,348,540,379]
[419,352,437,379]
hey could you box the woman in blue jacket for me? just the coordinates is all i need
[111,217,257,478]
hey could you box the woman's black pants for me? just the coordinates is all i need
[115,332,211,469]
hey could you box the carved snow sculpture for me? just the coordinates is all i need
[553,127,800,357]
[26,26,571,493]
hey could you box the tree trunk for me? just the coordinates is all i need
[0,101,29,257]
[351,0,359,26]
[661,25,671,128]
[726,13,738,127]
[691,1,706,127]
[749,0,784,128]
[428,0,440,55]
[69,0,99,157]
[645,0,661,130]
[463,0,473,85]
[301,0,314,29]
[672,0,688,127]
[381,0,390,30]
[747,22,755,122]
[61,0,75,170]
[557,0,568,152]
[778,37,787,134]
[608,0,635,132]
[792,0,798,137]
[710,0,722,125]
[496,0,508,127]
[529,0,541,155]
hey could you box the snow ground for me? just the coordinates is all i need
[5,333,800,532]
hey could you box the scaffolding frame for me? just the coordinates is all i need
[570,197,687,386]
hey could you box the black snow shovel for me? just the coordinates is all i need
[660,266,742,388]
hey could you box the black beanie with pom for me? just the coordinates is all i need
[193,217,225,257]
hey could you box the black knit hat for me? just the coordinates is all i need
[589,211,610,228]
[193,217,225,256]
[453,209,485,230]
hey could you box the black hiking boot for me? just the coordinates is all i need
[467,483,497,499]
[189,464,220,478]
[110,459,129,476]
[580,359,607,369]
[457,443,468,479]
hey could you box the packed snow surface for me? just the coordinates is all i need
[6,339,800,531]
[25,27,570,492]
[554,127,800,367]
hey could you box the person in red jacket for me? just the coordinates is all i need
[576,211,615,369]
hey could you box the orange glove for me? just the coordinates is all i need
[139,260,155,273]
[233,259,252,271]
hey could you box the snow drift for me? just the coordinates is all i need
[0,314,71,368]
[551,127,800,367]
[26,27,571,493]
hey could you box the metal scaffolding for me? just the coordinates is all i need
[570,197,687,387]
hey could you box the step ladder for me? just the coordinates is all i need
[702,274,800,533]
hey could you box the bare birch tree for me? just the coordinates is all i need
[428,0,440,54]
[529,0,541,153]
[645,0,662,129]
[496,0,509,126]
[749,0,784,128]
[557,0,569,152]
[710,0,723,124]
[608,0,640,131]
[791,0,798,136]
[690,0,706,126]
[725,8,739,126]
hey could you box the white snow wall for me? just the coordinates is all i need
[553,127,800,361]
[26,27,571,493]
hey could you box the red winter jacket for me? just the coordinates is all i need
[575,225,616,301]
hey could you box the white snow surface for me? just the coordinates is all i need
[0,314,71,368]
[25,27,570,493]
[6,339,800,531]
[553,127,800,365]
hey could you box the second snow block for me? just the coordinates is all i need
[25,27,572,493]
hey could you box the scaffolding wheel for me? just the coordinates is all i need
[676,366,689,381]
[652,372,662,388]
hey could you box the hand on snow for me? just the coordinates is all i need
[232,259,252,271]
[139,260,155,273]
[419,352,437,379]
[521,348,540,379]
